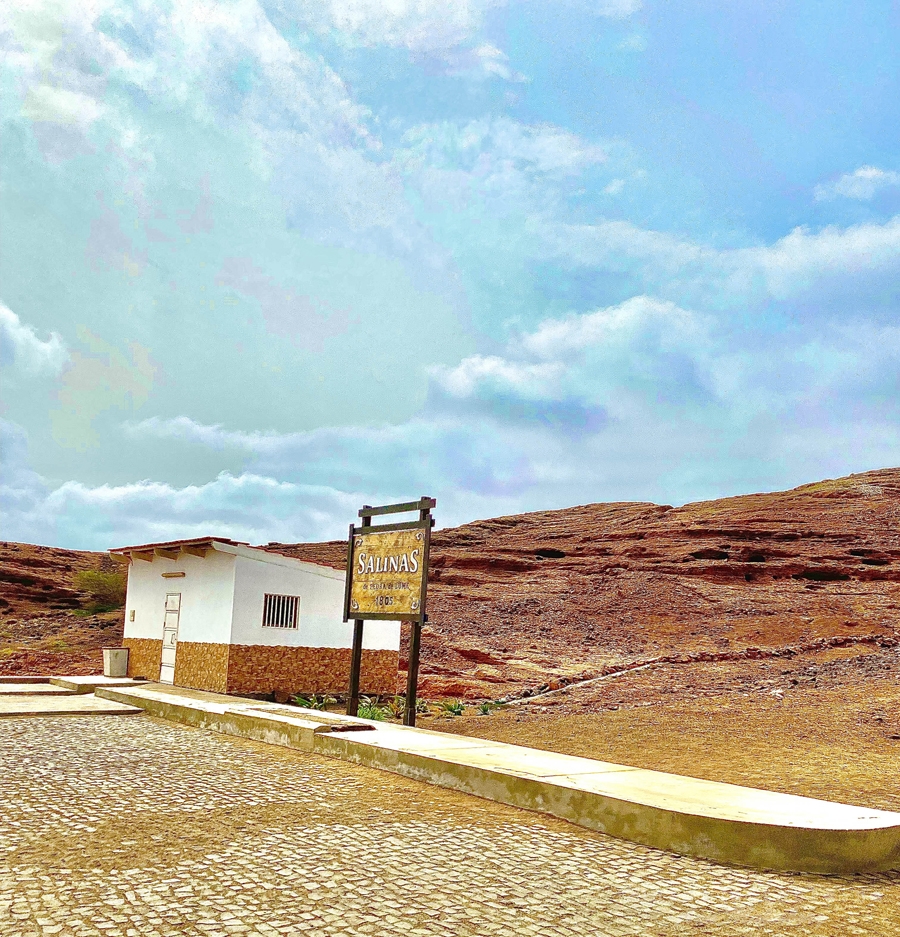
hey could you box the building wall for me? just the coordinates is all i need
[122,637,162,680]
[226,645,399,699]
[121,546,399,696]
[122,550,236,645]
[230,554,401,652]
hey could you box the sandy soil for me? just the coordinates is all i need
[423,645,900,813]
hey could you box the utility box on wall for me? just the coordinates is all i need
[110,537,400,699]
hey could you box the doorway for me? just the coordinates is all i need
[160,593,181,684]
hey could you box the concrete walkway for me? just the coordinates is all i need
[0,683,73,695]
[49,675,149,694]
[0,677,146,716]
[0,694,143,716]
[93,681,900,874]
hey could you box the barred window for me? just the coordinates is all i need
[262,593,300,629]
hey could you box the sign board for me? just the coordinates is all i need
[342,496,435,727]
[348,527,427,619]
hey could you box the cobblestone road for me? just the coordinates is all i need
[0,715,897,937]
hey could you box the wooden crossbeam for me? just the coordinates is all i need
[181,546,209,558]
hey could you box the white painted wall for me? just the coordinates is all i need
[122,550,236,644]
[230,554,400,651]
[122,544,400,652]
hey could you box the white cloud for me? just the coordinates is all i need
[432,355,564,399]
[814,166,900,202]
[537,214,900,313]
[2,0,372,155]
[745,217,900,303]
[520,296,701,359]
[0,416,366,547]
[394,118,615,227]
[435,43,525,82]
[0,303,69,375]
[22,85,104,126]
[44,472,364,548]
[401,117,607,177]
[267,0,639,54]
[7,279,900,549]
[271,0,492,52]
[108,293,900,545]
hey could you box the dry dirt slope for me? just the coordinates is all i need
[2,468,899,695]
[0,542,124,675]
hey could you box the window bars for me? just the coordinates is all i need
[262,593,300,629]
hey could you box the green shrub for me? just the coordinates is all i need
[73,569,126,611]
[357,696,388,721]
[438,699,466,716]
[477,701,494,715]
[385,695,406,719]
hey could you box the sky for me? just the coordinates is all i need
[1,0,899,550]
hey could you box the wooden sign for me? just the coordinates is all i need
[343,497,435,727]
[348,527,426,619]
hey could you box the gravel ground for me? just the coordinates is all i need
[1,713,899,936]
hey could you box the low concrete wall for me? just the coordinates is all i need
[96,683,900,875]
[314,733,900,875]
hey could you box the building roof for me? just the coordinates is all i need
[109,536,249,554]
[109,536,343,579]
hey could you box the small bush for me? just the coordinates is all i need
[357,696,388,721]
[438,699,466,716]
[73,569,126,612]
[477,701,494,715]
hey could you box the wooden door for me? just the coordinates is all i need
[159,593,181,684]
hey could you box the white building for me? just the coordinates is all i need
[110,537,400,699]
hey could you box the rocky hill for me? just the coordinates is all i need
[3,468,899,695]
[0,542,124,675]
[270,468,900,698]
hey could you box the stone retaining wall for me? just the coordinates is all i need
[227,645,399,700]
[123,637,162,681]
[173,641,230,694]
[124,637,398,700]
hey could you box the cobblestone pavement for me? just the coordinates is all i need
[0,716,897,937]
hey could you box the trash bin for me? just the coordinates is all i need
[103,647,129,678]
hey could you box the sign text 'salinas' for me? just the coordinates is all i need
[348,528,425,617]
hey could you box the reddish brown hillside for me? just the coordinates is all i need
[0,542,124,675]
[3,468,899,693]
[270,468,900,699]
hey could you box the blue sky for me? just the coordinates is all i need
[2,0,899,549]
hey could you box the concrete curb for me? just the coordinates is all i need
[95,683,900,874]
[50,676,150,694]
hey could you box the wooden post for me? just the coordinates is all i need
[347,619,364,717]
[403,618,423,726]
[346,510,371,717]
[403,498,433,727]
